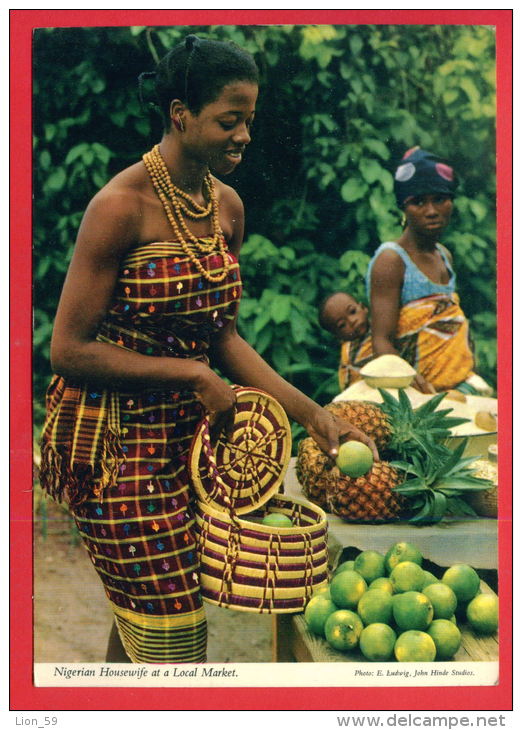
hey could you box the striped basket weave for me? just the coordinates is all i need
[190,387,329,613]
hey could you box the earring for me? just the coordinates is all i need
[173,115,185,132]
[400,212,407,228]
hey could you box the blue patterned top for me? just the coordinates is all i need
[366,241,456,306]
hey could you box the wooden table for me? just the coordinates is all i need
[273,460,498,663]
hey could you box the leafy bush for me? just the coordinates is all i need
[33,23,497,425]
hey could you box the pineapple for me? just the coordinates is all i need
[326,461,405,523]
[295,390,471,523]
[324,401,390,451]
[391,439,494,524]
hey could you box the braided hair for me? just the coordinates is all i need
[143,34,259,132]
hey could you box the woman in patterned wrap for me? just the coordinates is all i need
[366,147,491,396]
[39,35,377,664]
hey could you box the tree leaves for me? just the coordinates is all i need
[32,23,498,420]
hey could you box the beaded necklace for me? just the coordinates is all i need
[142,144,231,283]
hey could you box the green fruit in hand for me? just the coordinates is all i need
[335,440,373,477]
[262,512,293,528]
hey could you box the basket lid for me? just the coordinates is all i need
[189,387,292,514]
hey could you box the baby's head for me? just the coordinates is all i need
[318,292,369,342]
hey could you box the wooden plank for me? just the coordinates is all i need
[276,581,498,663]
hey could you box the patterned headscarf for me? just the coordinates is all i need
[393,147,458,208]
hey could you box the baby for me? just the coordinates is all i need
[318,292,370,342]
[318,292,372,390]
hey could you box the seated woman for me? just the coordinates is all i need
[365,147,492,395]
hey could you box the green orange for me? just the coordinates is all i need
[427,619,462,659]
[357,589,393,626]
[389,561,426,593]
[384,542,423,574]
[324,609,364,652]
[359,623,397,662]
[422,582,458,619]
[262,512,293,528]
[330,570,367,610]
[334,560,355,575]
[442,564,480,603]
[304,593,338,637]
[394,630,437,662]
[369,577,394,595]
[422,571,439,588]
[393,591,434,631]
[466,594,499,634]
[336,440,373,477]
[354,550,386,583]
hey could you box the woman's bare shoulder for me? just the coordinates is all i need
[77,162,150,256]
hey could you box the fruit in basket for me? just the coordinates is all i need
[422,582,458,619]
[336,440,373,477]
[394,630,437,662]
[304,593,338,637]
[326,461,405,523]
[393,591,434,631]
[384,542,423,573]
[427,619,462,659]
[330,570,367,609]
[466,593,499,634]
[389,561,426,593]
[442,564,480,603]
[357,589,393,626]
[359,623,397,661]
[261,512,293,528]
[324,609,364,652]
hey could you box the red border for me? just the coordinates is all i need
[10,8,513,712]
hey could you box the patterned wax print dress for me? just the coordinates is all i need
[39,238,242,663]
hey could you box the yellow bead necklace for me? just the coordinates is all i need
[143,144,230,282]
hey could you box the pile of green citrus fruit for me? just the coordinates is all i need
[303,541,498,662]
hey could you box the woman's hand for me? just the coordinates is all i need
[192,364,237,441]
[305,408,379,462]
[412,372,436,394]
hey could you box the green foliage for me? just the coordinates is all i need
[33,23,497,423]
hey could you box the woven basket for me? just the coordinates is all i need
[189,387,329,613]
[195,493,329,613]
